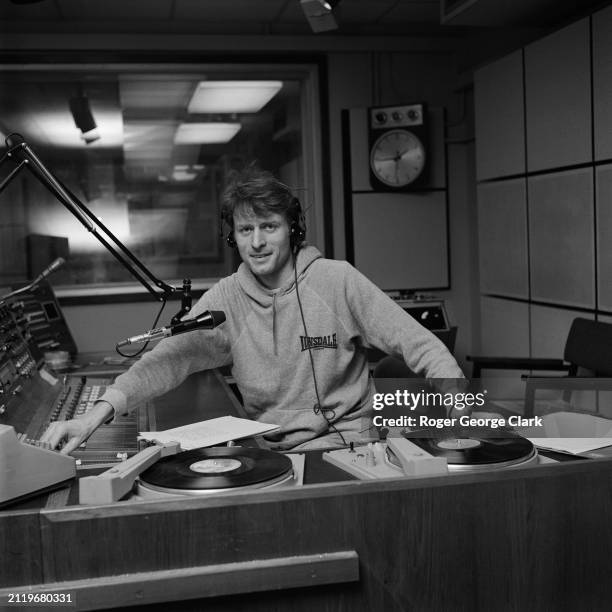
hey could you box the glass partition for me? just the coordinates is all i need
[0,63,321,297]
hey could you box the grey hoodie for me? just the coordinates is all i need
[100,246,463,450]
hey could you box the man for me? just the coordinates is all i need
[42,166,464,454]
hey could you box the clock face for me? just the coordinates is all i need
[370,129,426,188]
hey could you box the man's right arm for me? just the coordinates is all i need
[40,400,114,455]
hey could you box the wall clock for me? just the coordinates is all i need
[368,103,428,191]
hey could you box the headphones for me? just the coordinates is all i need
[225,197,306,252]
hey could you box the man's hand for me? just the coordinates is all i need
[39,401,114,455]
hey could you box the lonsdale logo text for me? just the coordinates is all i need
[300,333,338,351]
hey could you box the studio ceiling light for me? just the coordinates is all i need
[300,0,341,33]
[174,122,241,145]
[187,81,283,114]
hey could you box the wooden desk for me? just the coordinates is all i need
[2,370,612,611]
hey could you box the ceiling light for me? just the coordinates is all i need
[187,81,283,114]
[174,123,241,145]
[300,0,340,33]
[171,170,198,182]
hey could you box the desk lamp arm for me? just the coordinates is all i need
[0,133,178,303]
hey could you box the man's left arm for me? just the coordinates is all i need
[343,264,470,416]
[343,264,464,379]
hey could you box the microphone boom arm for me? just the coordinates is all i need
[1,133,177,302]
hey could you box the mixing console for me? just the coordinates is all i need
[45,375,146,468]
[1,286,148,505]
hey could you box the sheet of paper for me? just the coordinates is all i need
[528,438,612,455]
[139,416,279,450]
[515,411,612,455]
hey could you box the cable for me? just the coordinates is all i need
[115,299,168,359]
[293,253,348,447]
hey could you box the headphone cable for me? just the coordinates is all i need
[293,253,347,447]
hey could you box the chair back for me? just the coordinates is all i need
[564,318,612,377]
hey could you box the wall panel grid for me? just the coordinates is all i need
[474,7,612,359]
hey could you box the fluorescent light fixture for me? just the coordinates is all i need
[171,170,198,182]
[171,164,200,182]
[187,81,283,114]
[174,122,241,145]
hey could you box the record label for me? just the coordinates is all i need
[190,458,242,473]
[436,438,481,450]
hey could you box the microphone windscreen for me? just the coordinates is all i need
[210,311,226,326]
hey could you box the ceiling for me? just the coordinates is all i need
[0,0,607,37]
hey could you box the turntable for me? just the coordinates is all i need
[322,431,538,480]
[79,444,304,505]
[134,447,302,500]
[402,429,538,472]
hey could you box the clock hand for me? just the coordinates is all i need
[376,150,404,162]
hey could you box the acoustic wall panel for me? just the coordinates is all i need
[525,18,592,172]
[477,179,528,298]
[351,191,448,291]
[474,50,525,181]
[480,296,530,357]
[528,169,595,308]
[593,5,612,161]
[596,165,612,311]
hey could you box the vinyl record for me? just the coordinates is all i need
[140,447,293,491]
[402,430,536,469]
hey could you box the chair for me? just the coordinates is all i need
[467,318,612,417]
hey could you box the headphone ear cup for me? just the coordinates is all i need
[291,224,306,248]
[291,198,306,248]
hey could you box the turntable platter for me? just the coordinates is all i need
[402,430,537,471]
[139,447,294,495]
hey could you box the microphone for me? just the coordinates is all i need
[116,310,226,347]
[33,257,65,283]
[0,257,66,303]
